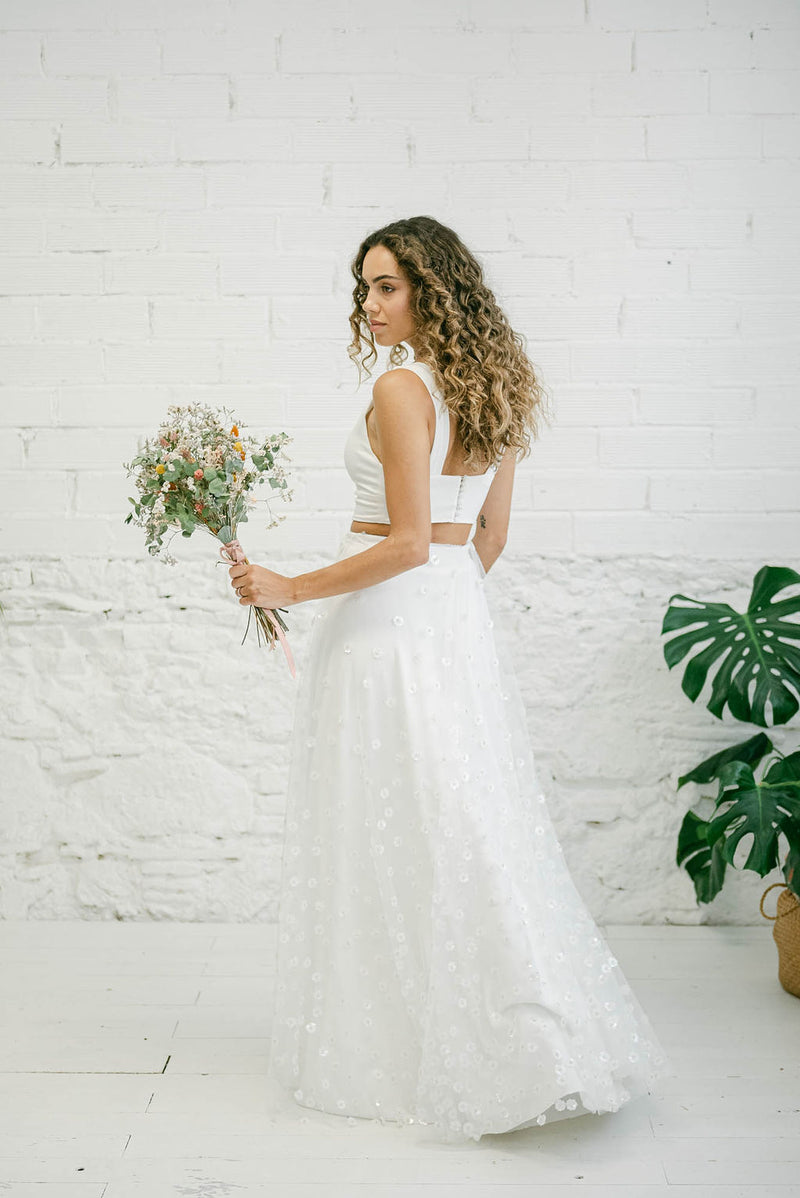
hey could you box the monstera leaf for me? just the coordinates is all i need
[676,809,729,904]
[784,839,800,894]
[662,565,800,727]
[677,732,773,790]
[705,753,800,887]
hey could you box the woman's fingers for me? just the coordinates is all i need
[228,564,249,596]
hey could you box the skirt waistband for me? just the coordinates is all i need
[338,529,485,579]
[343,530,472,552]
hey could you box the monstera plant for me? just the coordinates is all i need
[661,565,800,906]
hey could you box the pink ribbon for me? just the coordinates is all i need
[219,537,297,679]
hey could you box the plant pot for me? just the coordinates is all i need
[760,882,800,999]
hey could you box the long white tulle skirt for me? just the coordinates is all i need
[267,530,672,1143]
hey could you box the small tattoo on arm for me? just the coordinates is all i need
[479,514,486,529]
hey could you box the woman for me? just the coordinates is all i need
[228,216,671,1143]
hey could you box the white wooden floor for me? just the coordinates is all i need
[0,921,797,1197]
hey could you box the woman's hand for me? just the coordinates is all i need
[228,562,296,609]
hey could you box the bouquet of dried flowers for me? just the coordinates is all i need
[123,402,296,675]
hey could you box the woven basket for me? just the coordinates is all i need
[760,882,800,999]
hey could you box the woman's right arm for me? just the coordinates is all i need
[289,370,436,604]
[471,446,517,574]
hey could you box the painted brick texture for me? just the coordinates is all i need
[1,0,798,923]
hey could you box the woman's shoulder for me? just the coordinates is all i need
[381,360,442,398]
[374,361,437,394]
[370,364,441,430]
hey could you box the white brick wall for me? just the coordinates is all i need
[1,0,798,923]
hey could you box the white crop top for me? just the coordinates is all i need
[343,360,499,525]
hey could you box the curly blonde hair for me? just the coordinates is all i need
[347,215,551,471]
